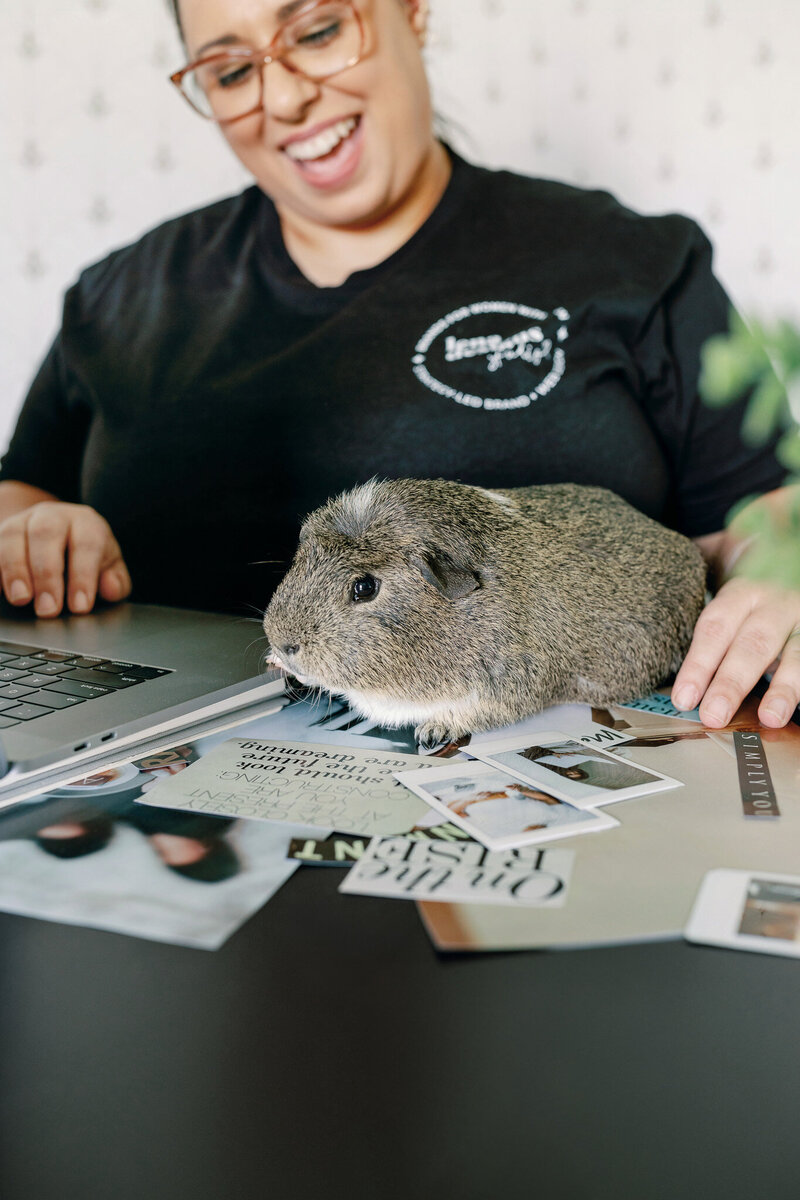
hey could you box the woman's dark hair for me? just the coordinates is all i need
[167,838,241,884]
[34,817,114,860]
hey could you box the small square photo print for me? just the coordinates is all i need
[685,869,800,958]
[393,759,618,851]
[469,730,680,807]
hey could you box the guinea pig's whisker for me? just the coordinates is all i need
[239,604,269,623]
[245,637,271,664]
[296,682,327,715]
[286,678,314,704]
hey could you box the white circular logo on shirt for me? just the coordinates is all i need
[411,301,570,411]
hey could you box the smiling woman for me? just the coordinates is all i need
[171,2,367,122]
[172,0,451,283]
[0,0,797,732]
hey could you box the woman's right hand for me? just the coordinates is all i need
[0,499,132,618]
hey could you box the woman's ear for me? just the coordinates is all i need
[406,0,429,44]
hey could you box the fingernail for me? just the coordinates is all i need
[73,590,89,612]
[704,697,730,726]
[763,700,789,725]
[36,592,58,617]
[673,686,698,710]
[9,580,29,603]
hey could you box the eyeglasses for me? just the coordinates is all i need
[170,0,366,124]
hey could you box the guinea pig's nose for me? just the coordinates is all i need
[281,644,300,657]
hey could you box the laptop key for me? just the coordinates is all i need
[91,663,171,680]
[0,684,35,700]
[33,662,76,676]
[0,641,48,655]
[0,715,21,727]
[0,668,25,682]
[0,695,27,711]
[12,673,53,688]
[2,701,56,720]
[24,689,84,709]
[60,668,143,689]
[63,656,110,669]
[97,674,143,689]
[32,650,73,662]
[4,656,48,671]
[44,679,112,700]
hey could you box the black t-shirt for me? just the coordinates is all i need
[1,150,786,614]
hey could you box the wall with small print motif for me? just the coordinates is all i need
[2,0,798,450]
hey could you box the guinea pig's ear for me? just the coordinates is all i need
[410,551,481,601]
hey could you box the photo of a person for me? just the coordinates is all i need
[0,745,325,949]
[473,732,678,807]
[739,880,800,943]
[447,781,593,835]
[44,763,240,883]
[34,816,114,860]
[418,771,603,843]
[518,740,655,791]
[1,684,462,948]
[136,744,199,786]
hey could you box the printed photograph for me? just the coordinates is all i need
[472,731,678,806]
[396,761,618,849]
[0,760,320,949]
[0,692,463,948]
[738,878,800,943]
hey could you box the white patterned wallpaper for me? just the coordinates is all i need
[2,0,799,449]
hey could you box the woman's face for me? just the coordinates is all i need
[177,0,439,234]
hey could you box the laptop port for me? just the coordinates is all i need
[73,742,88,752]
[100,732,116,743]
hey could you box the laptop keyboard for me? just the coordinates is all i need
[0,639,172,728]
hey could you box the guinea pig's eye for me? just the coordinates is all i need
[351,574,380,603]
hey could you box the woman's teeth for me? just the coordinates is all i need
[285,117,358,162]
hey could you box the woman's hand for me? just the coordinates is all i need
[672,575,800,728]
[673,487,800,729]
[0,500,132,618]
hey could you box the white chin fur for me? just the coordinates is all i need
[339,687,479,730]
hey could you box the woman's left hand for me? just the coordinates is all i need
[671,575,800,727]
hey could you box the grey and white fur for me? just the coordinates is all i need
[263,479,707,749]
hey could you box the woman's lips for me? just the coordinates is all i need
[284,116,358,161]
[282,115,363,189]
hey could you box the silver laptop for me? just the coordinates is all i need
[0,600,283,808]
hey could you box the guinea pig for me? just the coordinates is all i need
[263,478,707,749]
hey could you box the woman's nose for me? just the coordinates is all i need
[261,59,320,122]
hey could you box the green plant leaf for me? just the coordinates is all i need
[726,498,775,540]
[734,535,800,591]
[741,372,790,445]
[702,313,800,592]
[767,320,800,376]
[699,333,767,407]
[778,429,800,471]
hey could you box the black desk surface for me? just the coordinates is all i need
[1,865,799,1200]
